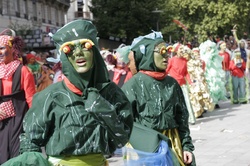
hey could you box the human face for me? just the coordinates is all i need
[62,40,93,73]
[240,41,245,49]
[177,45,184,57]
[153,42,169,70]
[0,44,13,64]
[220,43,226,51]
[193,51,200,59]
[28,57,36,64]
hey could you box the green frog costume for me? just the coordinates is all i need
[2,20,133,166]
[121,32,195,166]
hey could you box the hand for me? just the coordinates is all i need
[231,24,237,32]
[183,151,193,164]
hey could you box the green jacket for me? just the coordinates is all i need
[20,80,133,156]
[122,72,194,152]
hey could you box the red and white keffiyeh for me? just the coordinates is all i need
[0,60,21,79]
[0,100,15,120]
[0,35,13,47]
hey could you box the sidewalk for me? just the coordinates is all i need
[108,100,250,166]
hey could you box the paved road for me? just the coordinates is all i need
[108,99,250,166]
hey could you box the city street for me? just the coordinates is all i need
[108,99,250,166]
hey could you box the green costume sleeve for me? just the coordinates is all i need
[2,152,50,166]
[19,91,53,154]
[85,83,133,148]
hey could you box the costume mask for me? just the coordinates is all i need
[153,42,169,70]
[60,39,94,73]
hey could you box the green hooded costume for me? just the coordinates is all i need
[121,32,195,166]
[3,20,133,166]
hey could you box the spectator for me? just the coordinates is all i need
[0,29,36,164]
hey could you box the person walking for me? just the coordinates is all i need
[2,20,133,166]
[0,29,36,164]
[122,32,196,166]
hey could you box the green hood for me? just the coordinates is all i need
[51,20,109,92]
[130,32,165,72]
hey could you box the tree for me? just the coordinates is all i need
[90,0,167,44]
[166,0,250,43]
[91,0,250,45]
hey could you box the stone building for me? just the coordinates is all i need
[0,0,70,51]
[0,0,122,52]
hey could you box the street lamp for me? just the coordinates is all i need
[152,8,163,31]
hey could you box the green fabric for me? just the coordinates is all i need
[27,63,40,73]
[122,73,194,153]
[199,40,227,104]
[2,152,50,166]
[130,32,166,72]
[116,46,131,64]
[18,20,133,163]
[20,81,133,156]
[129,122,171,153]
[52,19,109,92]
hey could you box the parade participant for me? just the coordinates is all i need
[3,20,133,166]
[46,56,63,83]
[122,32,196,166]
[218,41,231,98]
[26,52,42,86]
[0,29,36,164]
[229,50,248,104]
[166,43,196,125]
[199,39,227,108]
[187,48,214,118]
[111,45,132,87]
[36,63,55,92]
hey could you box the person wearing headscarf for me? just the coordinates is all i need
[111,45,132,87]
[0,29,36,164]
[166,43,196,125]
[26,53,42,86]
[122,32,196,166]
[3,20,133,166]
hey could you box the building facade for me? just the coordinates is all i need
[0,0,70,51]
[67,0,93,22]
[0,0,121,51]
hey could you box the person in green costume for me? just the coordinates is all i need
[122,32,196,166]
[2,20,133,166]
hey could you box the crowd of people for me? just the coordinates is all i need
[0,19,249,166]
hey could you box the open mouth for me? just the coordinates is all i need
[76,58,86,66]
[163,59,168,65]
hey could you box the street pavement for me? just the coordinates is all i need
[108,99,250,166]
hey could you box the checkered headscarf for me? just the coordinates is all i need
[0,35,13,48]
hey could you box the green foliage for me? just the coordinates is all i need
[167,0,250,43]
[91,0,250,45]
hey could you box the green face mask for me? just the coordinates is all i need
[153,42,169,70]
[64,41,94,73]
